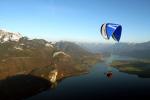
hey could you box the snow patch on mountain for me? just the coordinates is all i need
[45,43,54,48]
[0,29,22,43]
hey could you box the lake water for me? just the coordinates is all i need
[27,55,150,100]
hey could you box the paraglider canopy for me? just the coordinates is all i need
[101,23,122,42]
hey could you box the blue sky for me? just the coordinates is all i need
[0,0,150,43]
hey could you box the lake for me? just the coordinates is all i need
[27,55,150,100]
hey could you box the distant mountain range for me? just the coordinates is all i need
[112,42,150,59]
[77,41,150,59]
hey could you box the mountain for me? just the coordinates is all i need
[0,30,101,80]
[55,41,101,72]
[113,41,150,59]
[56,41,95,57]
[0,37,55,79]
[0,29,22,43]
[77,42,113,57]
[77,41,150,59]
[0,29,101,99]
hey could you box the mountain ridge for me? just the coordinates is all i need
[0,29,101,80]
[77,41,150,59]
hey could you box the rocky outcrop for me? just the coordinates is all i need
[0,29,22,43]
[45,43,54,48]
[48,69,58,83]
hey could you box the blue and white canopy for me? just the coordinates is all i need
[101,23,122,42]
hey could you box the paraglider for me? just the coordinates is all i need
[100,23,122,79]
[100,23,122,42]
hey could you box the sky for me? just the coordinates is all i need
[0,0,150,43]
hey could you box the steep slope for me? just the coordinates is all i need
[0,30,101,80]
[0,29,102,100]
[55,41,93,57]
[55,41,101,62]
[0,37,56,79]
[53,41,101,79]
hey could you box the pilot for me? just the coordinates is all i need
[105,71,113,78]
